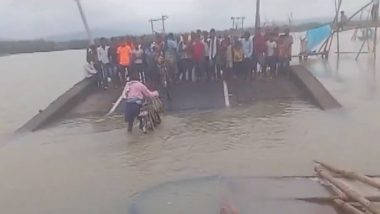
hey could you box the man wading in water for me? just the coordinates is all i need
[121,72,159,133]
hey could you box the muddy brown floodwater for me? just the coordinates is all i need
[1,31,380,213]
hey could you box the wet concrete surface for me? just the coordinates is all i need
[159,81,226,111]
[227,77,306,105]
[67,87,121,118]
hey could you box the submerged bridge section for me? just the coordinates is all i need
[159,81,226,112]
[17,65,342,132]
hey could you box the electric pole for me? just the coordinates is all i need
[231,16,245,30]
[74,0,93,45]
[255,0,261,34]
[149,15,169,35]
[231,17,235,30]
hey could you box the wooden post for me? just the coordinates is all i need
[326,31,335,55]
[316,161,380,189]
[315,166,380,214]
[374,27,378,57]
[336,0,343,56]
[374,0,380,58]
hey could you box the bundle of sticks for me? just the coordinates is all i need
[314,161,380,214]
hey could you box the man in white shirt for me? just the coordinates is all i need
[208,28,219,81]
[97,37,112,89]
[241,31,253,80]
[266,34,277,78]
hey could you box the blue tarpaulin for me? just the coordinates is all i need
[306,24,332,52]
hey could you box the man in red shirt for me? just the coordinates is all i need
[192,34,205,82]
[253,27,268,78]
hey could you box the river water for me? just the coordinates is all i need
[1,32,380,213]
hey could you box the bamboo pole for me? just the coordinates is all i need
[356,39,368,60]
[336,0,342,56]
[344,1,375,25]
[315,166,380,214]
[374,27,378,57]
[334,199,366,214]
[316,161,380,190]
[74,0,94,45]
[326,31,336,54]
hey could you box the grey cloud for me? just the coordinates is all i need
[0,0,371,39]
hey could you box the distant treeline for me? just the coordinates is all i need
[0,39,89,55]
[0,22,330,56]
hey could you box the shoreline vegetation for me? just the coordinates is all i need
[0,20,375,56]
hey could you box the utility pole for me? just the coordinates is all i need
[255,0,261,34]
[231,16,245,30]
[74,0,93,45]
[231,17,236,29]
[162,15,168,34]
[149,15,169,35]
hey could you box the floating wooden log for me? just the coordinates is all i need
[315,166,380,214]
[334,199,366,214]
[326,180,349,201]
[315,161,380,190]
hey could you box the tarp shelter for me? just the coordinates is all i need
[306,24,332,52]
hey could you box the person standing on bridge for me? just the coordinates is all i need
[253,27,268,79]
[266,33,278,78]
[192,33,205,82]
[209,29,219,81]
[122,72,159,133]
[232,40,244,79]
[281,28,293,73]
[108,37,121,88]
[164,33,178,84]
[131,42,145,82]
[86,44,102,88]
[202,31,211,81]
[117,37,132,84]
[97,37,112,89]
[178,33,193,81]
[241,31,253,80]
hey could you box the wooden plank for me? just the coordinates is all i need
[334,199,366,214]
[315,166,380,214]
[316,161,380,190]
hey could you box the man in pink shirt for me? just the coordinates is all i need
[122,72,159,132]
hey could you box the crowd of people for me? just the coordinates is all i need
[85,27,294,89]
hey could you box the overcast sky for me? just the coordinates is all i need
[0,0,369,39]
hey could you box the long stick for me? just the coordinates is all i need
[334,199,366,214]
[315,166,380,214]
[316,161,380,190]
[106,95,123,116]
